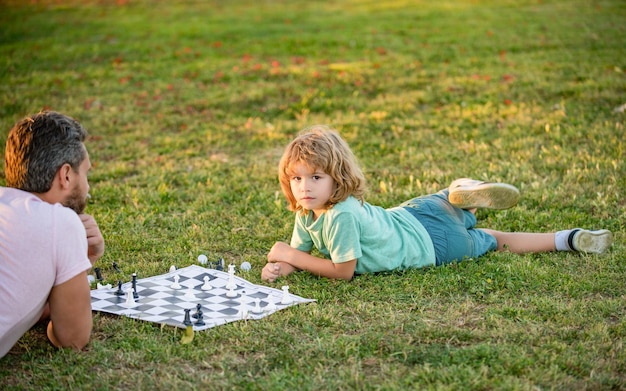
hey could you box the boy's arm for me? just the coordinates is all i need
[267,241,356,281]
[46,271,93,350]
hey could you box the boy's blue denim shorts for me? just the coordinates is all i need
[400,189,497,266]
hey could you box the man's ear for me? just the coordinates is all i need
[57,163,73,190]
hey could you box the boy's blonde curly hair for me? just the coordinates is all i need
[278,125,366,213]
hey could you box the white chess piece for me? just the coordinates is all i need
[265,295,277,312]
[124,288,137,307]
[97,282,112,290]
[252,298,263,314]
[170,274,181,289]
[184,285,196,300]
[169,265,176,273]
[280,285,293,305]
[240,261,252,271]
[201,276,211,291]
[197,254,208,265]
[225,285,238,298]
[238,291,249,319]
[225,264,236,290]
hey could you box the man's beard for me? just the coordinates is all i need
[63,186,87,214]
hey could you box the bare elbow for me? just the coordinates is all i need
[337,271,354,281]
[334,261,356,281]
[47,321,92,351]
[61,331,92,351]
[69,332,91,351]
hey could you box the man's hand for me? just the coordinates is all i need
[79,214,104,265]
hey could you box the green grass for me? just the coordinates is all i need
[1,0,624,389]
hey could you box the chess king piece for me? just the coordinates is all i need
[132,273,139,299]
[225,264,237,290]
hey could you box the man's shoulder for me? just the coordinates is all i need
[0,186,32,200]
[1,187,79,225]
[0,187,41,213]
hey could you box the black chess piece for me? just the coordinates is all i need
[132,273,139,299]
[94,267,103,281]
[216,257,224,271]
[112,262,121,273]
[194,309,205,326]
[192,303,202,319]
[114,280,124,296]
[183,308,193,326]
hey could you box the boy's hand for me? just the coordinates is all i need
[261,262,297,282]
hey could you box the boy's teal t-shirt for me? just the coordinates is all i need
[290,196,436,274]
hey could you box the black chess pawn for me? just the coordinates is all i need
[194,309,205,326]
[94,267,103,281]
[216,258,224,271]
[183,308,193,326]
[192,303,202,319]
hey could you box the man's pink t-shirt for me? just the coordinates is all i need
[0,187,91,357]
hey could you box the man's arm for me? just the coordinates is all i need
[46,271,92,350]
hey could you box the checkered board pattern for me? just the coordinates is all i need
[90,265,315,331]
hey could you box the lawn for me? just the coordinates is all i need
[0,0,624,389]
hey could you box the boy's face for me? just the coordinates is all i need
[289,162,335,219]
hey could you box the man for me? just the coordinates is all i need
[0,111,105,357]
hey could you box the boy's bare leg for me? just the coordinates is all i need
[481,229,556,253]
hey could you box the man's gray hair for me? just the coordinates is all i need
[4,111,87,193]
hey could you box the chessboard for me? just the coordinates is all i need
[90,264,315,331]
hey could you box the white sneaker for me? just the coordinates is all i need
[571,229,613,254]
[448,178,520,210]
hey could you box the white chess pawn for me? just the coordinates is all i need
[124,288,137,307]
[201,276,212,291]
[184,285,196,300]
[280,285,293,305]
[170,274,181,289]
[252,298,263,314]
[265,295,277,312]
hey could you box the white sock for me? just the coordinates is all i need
[555,229,576,251]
